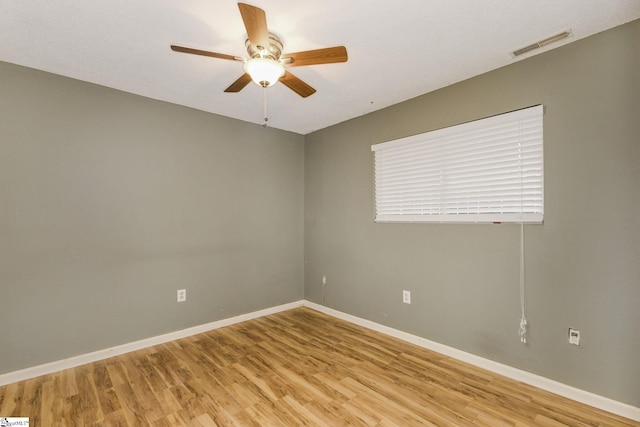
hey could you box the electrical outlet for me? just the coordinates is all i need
[402,290,411,304]
[177,289,186,302]
[322,275,327,285]
[568,328,580,345]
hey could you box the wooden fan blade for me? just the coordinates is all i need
[238,3,269,52]
[170,45,241,61]
[280,71,316,98]
[224,73,253,93]
[283,46,348,67]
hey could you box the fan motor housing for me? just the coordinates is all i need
[245,32,283,60]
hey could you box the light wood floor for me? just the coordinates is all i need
[0,308,637,426]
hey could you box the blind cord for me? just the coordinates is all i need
[518,222,528,343]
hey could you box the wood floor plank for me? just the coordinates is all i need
[1,307,637,426]
[40,380,54,427]
[0,382,19,415]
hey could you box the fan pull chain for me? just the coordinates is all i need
[263,87,269,128]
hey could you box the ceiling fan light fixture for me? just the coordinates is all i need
[171,3,346,97]
[244,58,285,87]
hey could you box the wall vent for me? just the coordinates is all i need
[512,30,572,57]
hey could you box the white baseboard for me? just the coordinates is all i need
[2,299,638,422]
[0,301,303,387]
[302,300,640,422]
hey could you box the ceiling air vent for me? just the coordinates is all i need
[512,30,572,57]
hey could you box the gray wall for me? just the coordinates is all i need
[0,62,305,374]
[304,20,640,406]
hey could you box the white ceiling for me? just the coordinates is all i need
[2,1,639,135]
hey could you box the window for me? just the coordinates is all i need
[371,105,543,224]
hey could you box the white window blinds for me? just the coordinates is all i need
[371,105,543,224]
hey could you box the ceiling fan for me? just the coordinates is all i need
[170,2,348,98]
